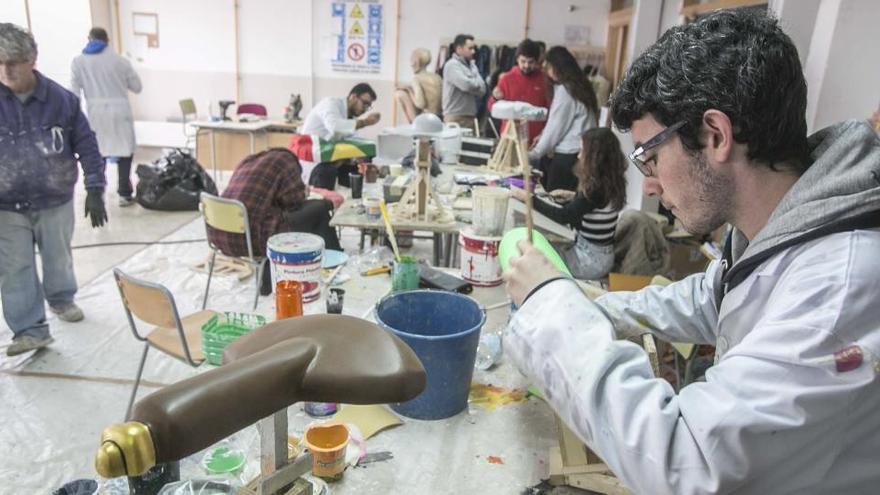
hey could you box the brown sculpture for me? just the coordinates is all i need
[95,315,426,479]
[395,48,442,123]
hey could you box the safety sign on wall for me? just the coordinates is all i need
[331,0,383,74]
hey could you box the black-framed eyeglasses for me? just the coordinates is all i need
[359,97,373,112]
[629,120,686,177]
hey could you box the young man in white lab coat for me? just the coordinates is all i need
[71,27,142,207]
[504,10,880,494]
[300,82,380,189]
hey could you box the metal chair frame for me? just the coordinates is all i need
[114,268,203,420]
[199,192,267,310]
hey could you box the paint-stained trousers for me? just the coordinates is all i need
[0,200,77,339]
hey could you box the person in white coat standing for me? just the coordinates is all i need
[71,27,142,206]
[504,10,880,494]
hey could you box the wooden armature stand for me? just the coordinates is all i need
[488,119,535,241]
[548,334,660,494]
[389,137,454,224]
[487,119,528,174]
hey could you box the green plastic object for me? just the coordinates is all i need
[201,312,267,366]
[202,445,246,474]
[498,227,571,275]
[391,256,420,292]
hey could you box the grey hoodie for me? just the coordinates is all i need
[723,119,880,292]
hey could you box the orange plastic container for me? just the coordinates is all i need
[304,422,349,481]
[275,280,303,320]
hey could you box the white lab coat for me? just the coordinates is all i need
[71,50,142,157]
[300,97,356,141]
[505,120,880,494]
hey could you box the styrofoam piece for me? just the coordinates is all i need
[490,101,548,121]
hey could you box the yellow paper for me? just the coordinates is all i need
[333,404,402,440]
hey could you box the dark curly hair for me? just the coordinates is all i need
[610,9,810,173]
[577,128,628,211]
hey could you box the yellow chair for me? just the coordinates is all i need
[199,192,267,310]
[114,268,217,420]
[179,98,199,150]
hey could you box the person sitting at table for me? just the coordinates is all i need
[511,128,626,280]
[299,83,381,190]
[206,148,342,295]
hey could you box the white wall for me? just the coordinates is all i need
[804,0,880,132]
[0,1,29,27]
[769,0,821,65]
[529,0,610,48]
[238,0,313,116]
[27,0,93,89]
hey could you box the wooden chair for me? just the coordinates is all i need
[114,268,218,420]
[199,192,267,310]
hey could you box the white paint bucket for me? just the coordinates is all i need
[471,186,510,236]
[267,233,324,303]
[459,227,503,287]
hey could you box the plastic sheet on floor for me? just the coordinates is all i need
[0,218,557,494]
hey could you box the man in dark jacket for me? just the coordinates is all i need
[0,23,107,356]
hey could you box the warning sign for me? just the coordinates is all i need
[330,1,383,74]
[348,43,365,61]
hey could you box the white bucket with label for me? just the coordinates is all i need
[471,186,510,236]
[267,233,324,303]
[459,227,503,287]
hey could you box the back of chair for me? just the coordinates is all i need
[237,103,267,116]
[607,272,653,292]
[179,98,197,122]
[114,269,180,329]
[200,192,248,234]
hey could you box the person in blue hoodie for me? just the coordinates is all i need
[71,27,142,207]
[0,23,107,356]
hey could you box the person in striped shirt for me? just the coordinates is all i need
[511,128,627,279]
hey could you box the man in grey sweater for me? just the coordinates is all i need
[441,34,485,132]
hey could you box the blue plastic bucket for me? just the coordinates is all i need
[374,290,485,419]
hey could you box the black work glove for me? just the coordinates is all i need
[84,190,108,228]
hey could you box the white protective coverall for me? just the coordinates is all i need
[70,49,142,157]
[300,97,357,141]
[506,120,880,494]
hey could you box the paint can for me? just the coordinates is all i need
[267,233,324,303]
[363,196,381,220]
[303,401,338,417]
[459,227,503,287]
[471,186,510,236]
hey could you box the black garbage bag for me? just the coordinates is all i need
[136,149,218,211]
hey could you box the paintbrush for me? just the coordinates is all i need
[378,200,402,261]
[513,119,534,243]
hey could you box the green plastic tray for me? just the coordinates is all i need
[201,312,266,365]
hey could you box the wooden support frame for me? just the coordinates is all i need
[389,138,454,224]
[547,333,660,494]
[487,120,527,174]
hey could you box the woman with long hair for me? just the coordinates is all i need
[529,46,599,192]
[512,128,627,279]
